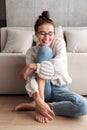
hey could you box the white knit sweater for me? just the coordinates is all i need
[25,38,72,97]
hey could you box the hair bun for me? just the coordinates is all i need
[42,11,50,19]
[34,11,55,32]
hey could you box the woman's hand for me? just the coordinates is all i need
[36,98,55,120]
[19,65,30,80]
[33,93,55,120]
[20,63,37,80]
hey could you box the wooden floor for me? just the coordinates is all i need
[0,95,87,130]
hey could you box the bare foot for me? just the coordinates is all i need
[35,110,48,123]
[35,98,54,120]
[14,101,36,111]
[48,103,52,109]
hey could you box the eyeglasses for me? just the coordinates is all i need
[37,31,55,37]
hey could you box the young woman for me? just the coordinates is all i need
[14,11,87,123]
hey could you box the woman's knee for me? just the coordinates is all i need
[37,46,53,63]
[72,96,87,117]
[77,97,87,116]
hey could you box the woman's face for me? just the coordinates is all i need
[36,23,55,46]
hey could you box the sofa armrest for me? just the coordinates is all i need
[0,28,1,52]
[67,52,87,95]
[0,53,26,94]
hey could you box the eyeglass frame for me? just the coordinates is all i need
[37,31,55,37]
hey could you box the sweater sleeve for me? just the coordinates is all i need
[25,46,39,97]
[36,61,54,79]
[25,77,38,97]
[26,47,36,65]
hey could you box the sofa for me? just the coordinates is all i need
[0,26,87,95]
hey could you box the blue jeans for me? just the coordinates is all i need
[36,46,87,117]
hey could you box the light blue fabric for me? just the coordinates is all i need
[36,46,87,117]
[36,46,53,63]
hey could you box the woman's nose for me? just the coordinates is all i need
[44,34,49,40]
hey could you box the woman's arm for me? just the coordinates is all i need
[36,39,72,84]
[21,63,55,119]
[19,63,37,80]
[36,39,66,78]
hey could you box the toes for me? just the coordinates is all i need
[44,117,48,123]
[35,111,49,123]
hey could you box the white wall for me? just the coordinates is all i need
[6,0,87,27]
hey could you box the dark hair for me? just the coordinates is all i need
[34,11,55,32]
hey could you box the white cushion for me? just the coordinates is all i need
[65,29,87,53]
[2,29,34,53]
[1,27,34,51]
[55,26,63,39]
